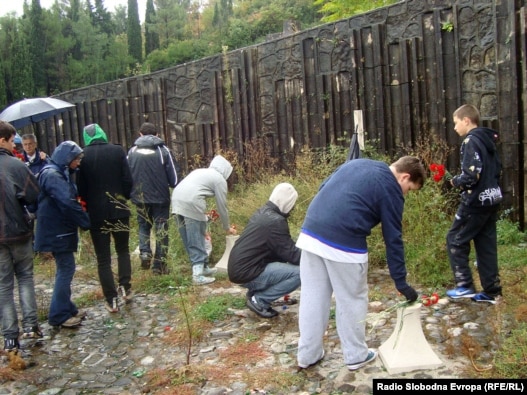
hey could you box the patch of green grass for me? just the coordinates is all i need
[193,294,246,322]
[493,322,527,378]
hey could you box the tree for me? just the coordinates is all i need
[144,0,159,57]
[28,0,46,95]
[127,0,142,64]
[314,0,399,23]
[0,16,33,104]
[153,0,188,49]
[91,0,115,35]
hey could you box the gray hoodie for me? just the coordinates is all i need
[171,155,233,230]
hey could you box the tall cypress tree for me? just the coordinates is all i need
[144,0,160,57]
[127,0,142,64]
[29,0,46,95]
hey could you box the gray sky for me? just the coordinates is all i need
[2,0,148,20]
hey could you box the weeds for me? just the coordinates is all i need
[27,142,527,389]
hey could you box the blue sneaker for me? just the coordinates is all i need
[347,349,377,371]
[446,287,476,299]
[471,292,497,304]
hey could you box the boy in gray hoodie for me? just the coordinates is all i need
[171,155,237,285]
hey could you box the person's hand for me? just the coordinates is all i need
[40,151,47,160]
[397,284,418,302]
[226,225,237,235]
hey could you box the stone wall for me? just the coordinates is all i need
[24,0,524,224]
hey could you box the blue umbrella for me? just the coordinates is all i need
[0,97,75,129]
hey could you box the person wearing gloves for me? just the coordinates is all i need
[171,154,237,285]
[295,156,426,371]
[77,124,134,313]
[228,183,301,318]
[34,141,91,328]
[128,122,180,275]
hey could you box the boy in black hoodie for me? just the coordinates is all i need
[445,104,503,304]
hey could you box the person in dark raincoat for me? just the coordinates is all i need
[34,141,91,328]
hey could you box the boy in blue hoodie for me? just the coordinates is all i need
[445,104,503,304]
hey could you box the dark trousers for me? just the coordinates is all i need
[48,252,78,326]
[446,205,501,296]
[90,218,132,304]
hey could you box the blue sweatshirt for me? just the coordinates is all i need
[300,159,408,288]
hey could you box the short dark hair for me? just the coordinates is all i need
[0,121,16,141]
[453,104,480,125]
[139,122,158,136]
[391,156,427,188]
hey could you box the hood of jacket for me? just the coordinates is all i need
[50,141,83,169]
[269,183,298,214]
[133,134,165,148]
[83,123,108,146]
[467,127,499,154]
[209,155,233,180]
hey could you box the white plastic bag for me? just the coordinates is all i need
[205,232,212,256]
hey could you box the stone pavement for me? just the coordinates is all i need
[0,267,501,394]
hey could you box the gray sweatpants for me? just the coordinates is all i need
[297,249,369,367]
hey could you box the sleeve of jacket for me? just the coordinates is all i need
[379,191,407,290]
[121,153,133,199]
[44,173,91,230]
[268,218,301,265]
[453,139,482,190]
[16,164,40,206]
[161,146,178,188]
[214,178,231,230]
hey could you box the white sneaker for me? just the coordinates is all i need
[202,266,217,276]
[193,275,215,285]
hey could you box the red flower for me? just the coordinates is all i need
[206,209,220,222]
[13,150,25,162]
[421,292,440,306]
[429,163,450,183]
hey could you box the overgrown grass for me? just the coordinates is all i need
[32,141,527,386]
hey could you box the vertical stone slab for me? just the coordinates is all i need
[378,303,443,375]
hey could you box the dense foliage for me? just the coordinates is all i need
[0,0,399,108]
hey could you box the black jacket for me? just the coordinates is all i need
[228,201,300,284]
[77,141,133,227]
[452,127,502,211]
[0,148,40,243]
[127,135,179,205]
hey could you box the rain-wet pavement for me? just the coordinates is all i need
[0,266,505,395]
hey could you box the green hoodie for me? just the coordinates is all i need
[83,123,108,146]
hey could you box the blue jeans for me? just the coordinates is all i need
[243,262,300,309]
[90,218,131,304]
[175,215,208,267]
[0,239,39,339]
[136,203,169,270]
[48,252,79,326]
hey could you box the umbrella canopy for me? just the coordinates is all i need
[347,125,362,161]
[0,97,75,129]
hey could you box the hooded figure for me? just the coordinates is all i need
[34,140,90,328]
[35,141,90,253]
[77,124,134,313]
[171,154,237,285]
[227,182,301,318]
[127,122,180,275]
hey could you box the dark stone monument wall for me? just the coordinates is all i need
[23,0,525,224]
